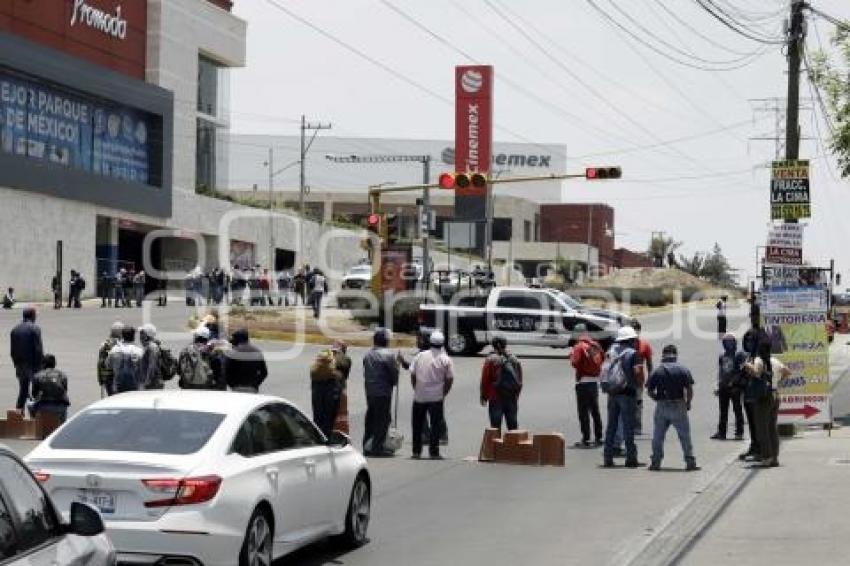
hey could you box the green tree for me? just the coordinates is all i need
[678,252,705,277]
[647,235,682,268]
[810,26,850,177]
[701,243,736,287]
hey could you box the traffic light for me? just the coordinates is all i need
[585,166,622,180]
[385,213,401,244]
[366,213,381,234]
[438,172,488,190]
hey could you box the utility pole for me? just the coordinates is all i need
[786,0,805,161]
[586,204,594,280]
[299,115,332,269]
[268,147,274,271]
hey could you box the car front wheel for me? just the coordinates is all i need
[446,332,474,356]
[335,475,371,548]
[239,508,274,566]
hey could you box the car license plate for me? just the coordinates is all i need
[77,490,116,514]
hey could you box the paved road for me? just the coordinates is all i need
[0,301,754,565]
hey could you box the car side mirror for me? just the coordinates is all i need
[327,430,350,448]
[69,501,105,537]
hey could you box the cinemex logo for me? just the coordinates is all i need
[460,69,483,94]
[441,147,552,168]
[70,0,128,40]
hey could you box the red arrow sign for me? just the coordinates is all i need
[778,404,820,419]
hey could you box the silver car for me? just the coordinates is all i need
[0,445,115,565]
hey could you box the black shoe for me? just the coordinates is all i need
[710,433,726,440]
[733,434,744,441]
[686,461,700,471]
[613,447,625,458]
[648,463,660,471]
[624,460,642,468]
[593,439,604,447]
[574,440,592,448]
[602,460,615,468]
[411,454,421,460]
[430,454,444,460]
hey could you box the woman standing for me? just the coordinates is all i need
[716,295,728,337]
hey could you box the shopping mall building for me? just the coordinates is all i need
[0,0,356,301]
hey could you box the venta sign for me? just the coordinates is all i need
[70,0,128,40]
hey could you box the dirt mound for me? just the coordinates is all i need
[589,268,713,290]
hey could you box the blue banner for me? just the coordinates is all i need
[0,69,153,186]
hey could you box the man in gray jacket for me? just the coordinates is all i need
[139,324,163,390]
[362,328,399,457]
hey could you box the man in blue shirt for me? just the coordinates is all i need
[646,344,698,471]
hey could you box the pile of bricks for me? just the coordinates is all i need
[0,411,62,441]
[479,428,565,467]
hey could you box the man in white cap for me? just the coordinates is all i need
[409,330,454,459]
[602,326,646,468]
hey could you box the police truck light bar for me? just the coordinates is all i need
[585,166,622,180]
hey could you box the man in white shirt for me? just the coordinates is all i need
[409,330,454,459]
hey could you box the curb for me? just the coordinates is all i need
[608,449,756,566]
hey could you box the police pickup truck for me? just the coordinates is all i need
[418,286,619,356]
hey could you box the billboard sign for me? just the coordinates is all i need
[765,223,803,265]
[0,69,156,185]
[761,287,831,425]
[770,159,810,220]
[455,65,492,198]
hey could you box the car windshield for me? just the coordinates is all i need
[50,408,225,455]
[555,291,583,309]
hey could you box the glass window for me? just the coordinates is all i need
[492,218,513,242]
[0,494,16,559]
[197,56,220,116]
[497,292,546,310]
[232,406,296,457]
[0,454,56,552]
[523,220,532,242]
[279,405,325,446]
[196,118,217,193]
[50,409,224,455]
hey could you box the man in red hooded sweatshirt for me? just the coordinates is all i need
[570,323,605,448]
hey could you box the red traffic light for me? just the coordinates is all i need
[439,173,456,190]
[585,166,622,180]
[367,213,380,226]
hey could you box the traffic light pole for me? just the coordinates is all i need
[422,156,432,290]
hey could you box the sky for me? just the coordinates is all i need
[227,0,850,285]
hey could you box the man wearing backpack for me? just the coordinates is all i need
[570,324,604,448]
[29,354,70,423]
[602,326,646,468]
[480,336,522,432]
[712,333,746,441]
[178,326,217,390]
[410,330,454,459]
[107,326,144,393]
[646,344,698,472]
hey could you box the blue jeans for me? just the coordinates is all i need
[651,400,694,466]
[604,393,637,463]
[488,396,518,431]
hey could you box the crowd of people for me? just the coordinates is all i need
[6,292,789,470]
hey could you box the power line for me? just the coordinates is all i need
[693,0,786,45]
[654,0,758,56]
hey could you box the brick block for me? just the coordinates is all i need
[6,410,22,422]
[0,419,5,437]
[35,413,62,439]
[19,419,38,440]
[478,428,502,462]
[502,430,530,446]
[518,440,540,465]
[4,418,24,438]
[534,433,566,467]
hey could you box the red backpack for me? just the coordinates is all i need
[575,341,604,377]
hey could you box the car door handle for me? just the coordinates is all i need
[265,467,279,481]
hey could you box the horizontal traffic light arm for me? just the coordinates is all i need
[368,170,617,195]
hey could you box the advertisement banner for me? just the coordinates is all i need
[761,287,831,425]
[455,65,492,199]
[763,265,827,289]
[765,223,803,265]
[0,69,154,185]
[770,159,810,220]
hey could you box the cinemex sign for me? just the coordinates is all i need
[440,147,552,168]
[70,0,128,40]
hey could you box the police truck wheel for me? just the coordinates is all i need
[446,332,474,356]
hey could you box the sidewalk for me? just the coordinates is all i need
[681,428,850,565]
[677,337,850,565]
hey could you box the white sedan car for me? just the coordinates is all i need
[26,391,371,566]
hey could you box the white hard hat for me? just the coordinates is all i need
[615,326,639,342]
[429,330,445,347]
[139,323,157,339]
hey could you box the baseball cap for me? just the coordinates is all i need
[615,326,638,342]
[429,330,445,347]
[194,326,211,340]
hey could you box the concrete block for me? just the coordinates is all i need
[534,433,566,467]
[478,428,502,462]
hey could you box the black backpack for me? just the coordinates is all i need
[494,355,521,396]
[37,369,66,402]
[158,342,179,381]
